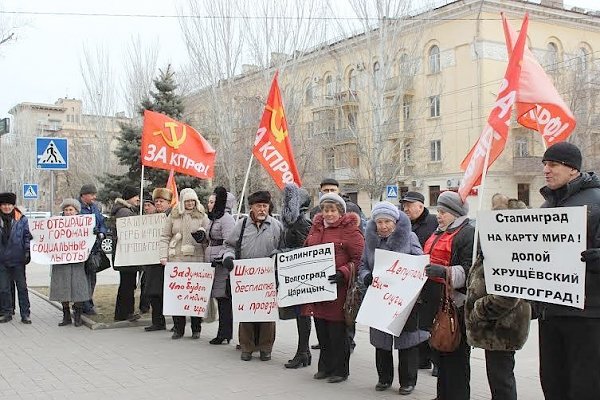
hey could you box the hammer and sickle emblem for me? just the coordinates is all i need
[266,105,288,143]
[153,122,187,149]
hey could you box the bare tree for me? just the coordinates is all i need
[122,35,160,118]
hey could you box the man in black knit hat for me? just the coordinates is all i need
[538,141,600,399]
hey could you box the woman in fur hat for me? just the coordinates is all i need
[159,188,209,339]
[205,186,236,344]
[49,199,90,327]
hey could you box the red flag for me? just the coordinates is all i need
[459,14,529,201]
[166,169,178,207]
[141,110,216,179]
[252,72,302,189]
[502,13,575,145]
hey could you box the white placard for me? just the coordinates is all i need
[276,243,337,307]
[162,262,215,317]
[356,249,429,336]
[114,213,166,266]
[29,215,96,264]
[231,258,278,322]
[478,206,586,309]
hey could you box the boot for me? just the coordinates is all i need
[58,302,72,326]
[285,316,311,368]
[284,352,311,368]
[73,303,83,327]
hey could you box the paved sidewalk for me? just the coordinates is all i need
[0,293,543,400]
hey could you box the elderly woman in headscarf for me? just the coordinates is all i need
[279,183,313,369]
[160,188,209,340]
[49,199,91,327]
[205,186,236,345]
[358,201,427,395]
[304,193,364,383]
[423,191,475,400]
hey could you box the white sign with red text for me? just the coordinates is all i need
[356,250,429,336]
[29,215,96,265]
[162,262,215,317]
[231,257,278,322]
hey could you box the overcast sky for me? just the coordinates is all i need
[0,0,598,119]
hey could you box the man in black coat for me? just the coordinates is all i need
[538,142,600,400]
[401,191,439,372]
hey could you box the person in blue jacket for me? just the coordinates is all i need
[0,192,32,323]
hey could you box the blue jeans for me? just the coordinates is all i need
[0,264,30,318]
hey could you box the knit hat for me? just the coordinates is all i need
[320,178,339,188]
[542,142,582,171]
[401,191,425,204]
[178,188,204,214]
[152,188,173,202]
[319,192,346,213]
[248,190,272,205]
[59,198,81,213]
[371,201,400,222]
[121,185,138,201]
[80,184,97,196]
[0,192,17,205]
[437,191,468,217]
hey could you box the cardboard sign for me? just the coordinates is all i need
[478,206,586,309]
[231,258,278,322]
[276,243,337,307]
[162,262,215,317]
[356,250,429,336]
[29,215,96,264]
[114,213,166,266]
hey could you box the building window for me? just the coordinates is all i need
[430,139,441,161]
[399,53,410,75]
[325,75,335,96]
[546,42,558,72]
[348,68,358,91]
[429,185,441,206]
[515,138,529,157]
[305,83,314,105]
[429,95,440,117]
[373,61,381,89]
[518,183,530,206]
[347,111,357,130]
[577,47,589,73]
[429,45,440,74]
[403,95,412,121]
[403,142,412,162]
[335,143,359,169]
[323,148,335,172]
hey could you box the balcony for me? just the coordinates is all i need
[383,119,400,136]
[335,128,357,141]
[513,156,543,176]
[335,90,359,106]
[311,95,337,111]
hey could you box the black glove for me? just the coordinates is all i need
[210,260,221,268]
[24,251,31,265]
[191,229,206,243]
[363,272,373,287]
[581,249,600,263]
[328,270,344,284]
[222,256,234,272]
[425,264,447,279]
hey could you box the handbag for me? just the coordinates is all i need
[85,251,111,274]
[204,297,218,323]
[342,262,361,327]
[429,267,462,352]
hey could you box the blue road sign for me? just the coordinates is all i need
[23,184,39,200]
[36,137,68,170]
[386,185,398,199]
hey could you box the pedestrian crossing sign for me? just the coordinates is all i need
[23,184,38,200]
[386,185,398,199]
[36,137,68,170]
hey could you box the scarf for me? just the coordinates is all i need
[1,210,14,246]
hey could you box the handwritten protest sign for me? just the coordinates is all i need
[29,215,96,264]
[231,258,278,322]
[356,250,429,336]
[478,206,586,309]
[114,213,166,266]
[276,243,337,307]
[162,262,215,317]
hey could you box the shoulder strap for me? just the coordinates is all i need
[235,217,248,259]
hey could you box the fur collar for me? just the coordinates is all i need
[312,212,359,230]
[114,198,133,209]
[170,205,205,219]
[365,214,413,256]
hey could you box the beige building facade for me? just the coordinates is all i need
[186,0,599,215]
[1,98,128,213]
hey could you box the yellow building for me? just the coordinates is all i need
[185,0,600,214]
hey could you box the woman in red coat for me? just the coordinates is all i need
[304,193,364,383]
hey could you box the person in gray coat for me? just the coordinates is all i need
[205,186,236,344]
[358,202,426,395]
[49,199,91,327]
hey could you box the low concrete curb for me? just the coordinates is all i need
[28,288,151,330]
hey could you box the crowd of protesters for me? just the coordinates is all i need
[1,142,599,400]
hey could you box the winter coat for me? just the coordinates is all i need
[222,215,283,261]
[282,213,312,251]
[539,172,600,319]
[49,262,90,303]
[205,213,235,298]
[303,213,364,322]
[411,207,438,248]
[160,206,209,263]
[359,216,428,350]
[144,209,171,297]
[0,209,31,267]
[465,255,531,351]
[79,199,107,253]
